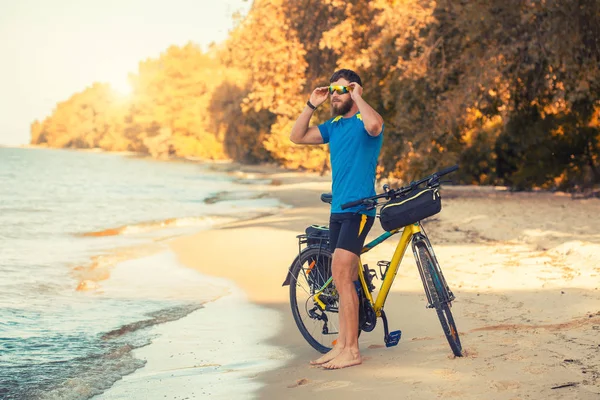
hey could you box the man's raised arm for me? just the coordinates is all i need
[290,86,329,145]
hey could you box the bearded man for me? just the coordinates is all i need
[289,69,384,369]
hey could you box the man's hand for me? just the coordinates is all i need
[309,87,329,108]
[347,82,383,136]
[348,82,363,101]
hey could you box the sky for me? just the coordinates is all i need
[0,0,252,146]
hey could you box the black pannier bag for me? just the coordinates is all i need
[303,225,331,290]
[305,224,329,247]
[379,187,441,231]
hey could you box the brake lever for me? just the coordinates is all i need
[365,199,378,210]
[427,174,440,185]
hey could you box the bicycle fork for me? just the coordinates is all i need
[412,232,455,308]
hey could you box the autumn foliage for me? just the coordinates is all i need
[31,0,600,191]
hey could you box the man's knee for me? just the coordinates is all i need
[332,249,358,282]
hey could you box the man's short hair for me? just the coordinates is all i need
[330,69,362,86]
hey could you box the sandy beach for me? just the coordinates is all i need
[164,162,600,399]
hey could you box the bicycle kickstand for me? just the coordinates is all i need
[380,309,402,347]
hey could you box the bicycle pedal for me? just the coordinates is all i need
[385,330,402,347]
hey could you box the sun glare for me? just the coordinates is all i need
[110,77,133,97]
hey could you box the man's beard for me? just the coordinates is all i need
[331,98,353,116]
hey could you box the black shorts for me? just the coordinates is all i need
[329,212,375,256]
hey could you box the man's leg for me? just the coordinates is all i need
[321,248,362,369]
[311,212,372,368]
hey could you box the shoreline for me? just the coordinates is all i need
[92,249,291,400]
[9,144,600,198]
[76,162,307,399]
[167,163,600,399]
[1,146,298,399]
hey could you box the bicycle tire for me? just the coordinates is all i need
[417,245,463,357]
[289,246,338,354]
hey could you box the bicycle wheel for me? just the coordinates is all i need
[289,246,338,353]
[417,244,463,357]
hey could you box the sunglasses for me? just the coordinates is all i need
[328,85,351,95]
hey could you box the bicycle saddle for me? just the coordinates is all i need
[320,193,332,204]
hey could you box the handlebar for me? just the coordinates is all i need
[340,191,389,210]
[436,164,459,177]
[340,164,459,210]
[340,198,365,210]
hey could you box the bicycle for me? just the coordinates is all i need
[282,165,463,357]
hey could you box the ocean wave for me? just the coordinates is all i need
[101,304,203,340]
[2,304,204,400]
[30,343,146,400]
[78,216,231,237]
[203,190,268,204]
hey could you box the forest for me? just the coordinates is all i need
[30,0,600,191]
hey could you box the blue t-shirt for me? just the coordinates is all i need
[318,113,383,216]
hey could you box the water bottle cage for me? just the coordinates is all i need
[377,260,391,281]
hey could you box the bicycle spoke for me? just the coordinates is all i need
[295,270,313,296]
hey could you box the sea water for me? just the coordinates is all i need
[0,147,286,399]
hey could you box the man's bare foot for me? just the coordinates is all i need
[322,348,362,370]
[310,345,344,365]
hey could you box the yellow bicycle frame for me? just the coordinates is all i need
[313,222,421,315]
[358,223,421,316]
